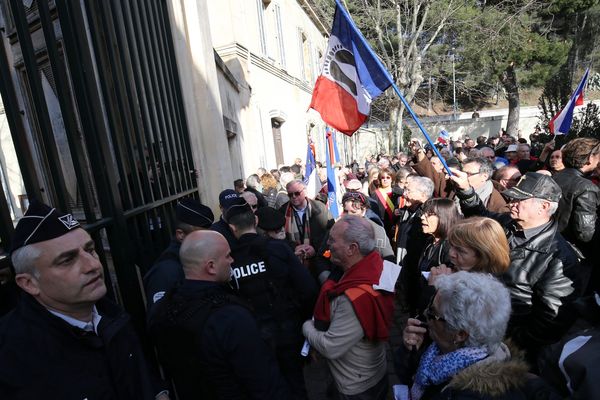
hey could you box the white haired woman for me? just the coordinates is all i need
[397,272,528,399]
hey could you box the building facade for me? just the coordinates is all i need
[207,0,329,175]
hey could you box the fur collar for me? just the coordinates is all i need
[446,342,529,397]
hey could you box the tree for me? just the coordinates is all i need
[311,0,591,149]
[538,2,600,133]
[314,0,469,152]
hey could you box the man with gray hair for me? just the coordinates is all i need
[1,201,164,399]
[461,157,508,212]
[303,215,400,400]
[451,170,585,364]
[396,175,434,264]
[245,174,268,208]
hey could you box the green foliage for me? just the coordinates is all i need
[546,0,598,16]
[570,103,600,139]
[450,1,569,105]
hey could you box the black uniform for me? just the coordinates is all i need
[149,280,289,400]
[231,233,318,399]
[143,239,184,317]
[210,217,239,251]
[0,294,157,399]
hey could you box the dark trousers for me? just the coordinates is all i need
[337,375,389,400]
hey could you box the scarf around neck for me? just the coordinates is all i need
[285,201,311,246]
[411,343,488,400]
[313,251,396,341]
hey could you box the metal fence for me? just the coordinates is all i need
[0,0,198,332]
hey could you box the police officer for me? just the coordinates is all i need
[143,198,213,316]
[149,230,290,399]
[1,201,165,399]
[210,189,241,250]
[226,199,318,400]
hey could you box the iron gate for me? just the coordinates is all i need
[0,0,199,333]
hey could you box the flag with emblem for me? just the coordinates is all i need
[309,0,394,136]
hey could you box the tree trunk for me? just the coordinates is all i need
[502,64,520,137]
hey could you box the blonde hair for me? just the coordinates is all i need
[260,173,278,190]
[448,217,510,275]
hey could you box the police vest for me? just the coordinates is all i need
[230,235,301,334]
[149,285,247,400]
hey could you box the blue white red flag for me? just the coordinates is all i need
[437,130,450,146]
[325,128,340,218]
[309,0,394,136]
[549,69,589,135]
[304,139,320,199]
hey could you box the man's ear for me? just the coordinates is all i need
[205,260,217,276]
[15,273,40,297]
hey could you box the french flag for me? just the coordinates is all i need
[309,0,394,136]
[304,139,320,199]
[549,69,589,135]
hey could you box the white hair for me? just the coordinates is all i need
[11,244,41,277]
[407,176,434,199]
[338,215,375,255]
[279,172,295,188]
[435,271,511,352]
[533,198,559,216]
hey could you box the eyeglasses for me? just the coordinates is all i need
[380,176,392,180]
[287,191,303,198]
[463,171,480,177]
[424,296,445,322]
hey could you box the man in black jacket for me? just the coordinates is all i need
[144,198,214,317]
[450,171,586,363]
[552,138,600,291]
[226,199,317,399]
[149,230,290,399]
[0,201,163,399]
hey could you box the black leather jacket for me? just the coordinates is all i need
[456,188,585,355]
[552,168,600,246]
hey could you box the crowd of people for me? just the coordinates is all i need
[1,130,600,400]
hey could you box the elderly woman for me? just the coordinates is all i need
[398,272,527,399]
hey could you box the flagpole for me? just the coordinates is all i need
[334,0,453,175]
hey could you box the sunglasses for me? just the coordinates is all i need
[424,295,445,322]
[343,191,367,204]
[288,191,303,198]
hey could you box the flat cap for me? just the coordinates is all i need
[502,172,561,203]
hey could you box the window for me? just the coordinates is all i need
[256,0,267,55]
[274,4,285,68]
[297,29,313,82]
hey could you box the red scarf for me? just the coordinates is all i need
[313,251,395,342]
